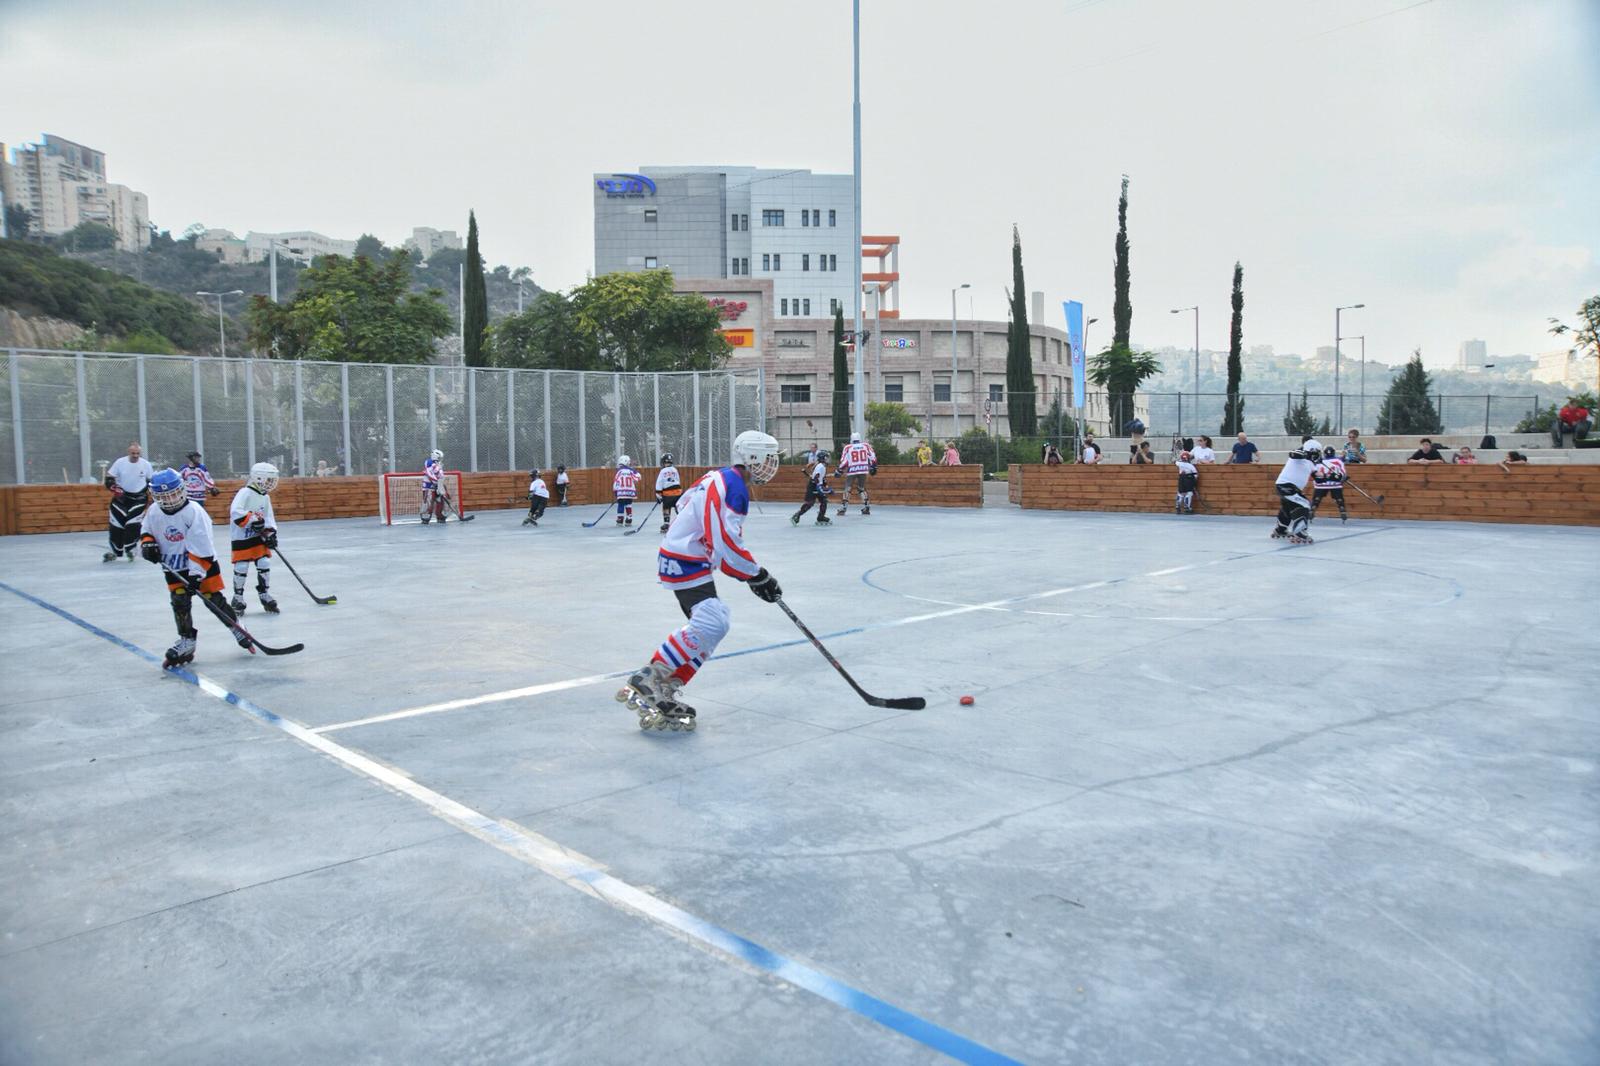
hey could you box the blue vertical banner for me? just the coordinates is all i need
[1063,301,1086,408]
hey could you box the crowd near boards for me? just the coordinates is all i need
[97,422,1460,728]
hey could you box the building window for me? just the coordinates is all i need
[802,254,810,272]
[934,381,952,402]
[762,253,771,271]
[644,256,658,269]
[801,299,809,315]
[781,298,789,316]
[742,257,749,275]
[801,211,809,228]
[741,214,749,230]
[812,209,821,227]
[989,383,1004,403]
[829,209,837,227]
[830,298,841,315]
[884,378,904,403]
[644,209,657,223]
[762,209,785,226]
[731,258,740,276]
[829,254,838,272]
[780,383,812,403]
[772,253,781,271]
[730,213,738,231]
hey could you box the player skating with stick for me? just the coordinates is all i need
[791,448,834,526]
[139,468,254,667]
[616,431,783,732]
[612,455,641,527]
[523,469,550,526]
[419,450,448,524]
[655,453,683,533]
[1271,438,1322,545]
[228,463,280,614]
[1310,446,1349,522]
[835,432,877,516]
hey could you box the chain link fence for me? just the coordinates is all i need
[1,349,764,484]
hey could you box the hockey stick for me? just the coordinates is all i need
[437,488,475,522]
[1346,481,1385,506]
[269,546,337,605]
[171,571,304,656]
[775,598,925,710]
[582,502,616,528]
[623,500,659,535]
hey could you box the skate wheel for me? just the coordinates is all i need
[614,687,635,704]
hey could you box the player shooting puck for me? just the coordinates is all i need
[959,695,975,706]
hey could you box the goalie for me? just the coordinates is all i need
[420,449,449,524]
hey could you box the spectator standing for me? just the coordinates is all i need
[314,459,333,477]
[1043,443,1064,465]
[103,441,154,562]
[1342,430,1367,465]
[1081,434,1103,465]
[1227,432,1260,464]
[1407,439,1449,464]
[1191,436,1217,464]
[941,442,962,466]
[1132,441,1157,464]
[916,440,933,466]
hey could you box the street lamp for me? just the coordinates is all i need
[196,290,244,357]
[951,283,970,435]
[1170,305,1199,396]
[1345,334,1365,432]
[1336,302,1364,430]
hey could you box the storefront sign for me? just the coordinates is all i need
[881,337,917,349]
[778,338,810,348]
[706,297,748,322]
[595,173,657,197]
[719,329,755,348]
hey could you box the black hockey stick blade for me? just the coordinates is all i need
[1347,481,1385,506]
[271,547,337,605]
[175,571,305,655]
[623,501,660,535]
[775,598,925,710]
[582,503,614,528]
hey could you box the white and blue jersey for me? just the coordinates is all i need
[422,458,444,490]
[657,467,760,591]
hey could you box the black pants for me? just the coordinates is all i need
[1312,488,1346,514]
[675,582,718,620]
[795,486,830,521]
[1275,482,1311,534]
[660,492,682,524]
[108,492,148,556]
[527,496,547,520]
[555,483,568,505]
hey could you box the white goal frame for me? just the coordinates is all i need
[378,471,467,525]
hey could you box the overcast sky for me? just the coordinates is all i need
[4,0,1597,366]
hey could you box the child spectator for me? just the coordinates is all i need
[1407,439,1449,464]
[1174,451,1198,514]
[916,440,933,466]
[1081,434,1103,464]
[1498,451,1529,473]
[941,442,962,466]
[554,464,570,505]
[1454,446,1478,465]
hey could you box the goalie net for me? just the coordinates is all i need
[379,471,466,525]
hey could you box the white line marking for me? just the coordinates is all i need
[313,672,622,733]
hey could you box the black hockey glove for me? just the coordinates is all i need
[262,528,278,549]
[747,568,782,603]
[141,540,162,564]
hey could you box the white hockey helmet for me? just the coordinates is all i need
[430,449,443,462]
[850,431,861,443]
[618,454,631,467]
[1302,439,1323,456]
[732,430,781,484]
[248,462,279,494]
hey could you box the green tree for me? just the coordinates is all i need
[488,290,599,370]
[353,233,388,260]
[1549,294,1600,395]
[569,269,729,371]
[463,211,489,367]
[5,203,32,240]
[64,222,118,251]
[831,305,850,457]
[1283,388,1331,436]
[1222,261,1245,435]
[1376,349,1444,434]
[865,401,920,464]
[1088,344,1162,432]
[1112,175,1132,350]
[1005,225,1038,436]
[244,252,451,363]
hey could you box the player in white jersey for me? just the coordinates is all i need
[178,451,219,503]
[229,463,280,613]
[616,431,783,731]
[1174,452,1198,514]
[654,454,683,533]
[1271,438,1322,544]
[835,432,877,516]
[523,469,550,526]
[613,455,641,527]
[139,468,249,667]
[1310,446,1349,522]
[420,450,448,524]
[104,440,155,562]
[790,449,834,526]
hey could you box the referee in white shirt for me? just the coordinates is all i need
[104,441,155,562]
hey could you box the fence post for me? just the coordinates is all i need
[543,371,552,468]
[507,371,516,471]
[190,356,204,462]
[727,373,737,457]
[757,364,766,435]
[652,374,661,460]
[293,361,306,478]
[385,365,396,472]
[427,366,438,456]
[9,350,25,483]
[135,355,149,450]
[612,372,622,462]
[467,369,479,472]
[245,360,256,469]
[1484,394,1491,440]
[577,372,587,467]
[341,363,352,476]
[1177,392,1183,439]
[692,374,702,465]
[75,353,92,480]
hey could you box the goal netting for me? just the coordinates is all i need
[379,471,466,525]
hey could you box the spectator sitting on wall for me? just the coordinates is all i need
[1499,451,1530,473]
[1081,433,1103,464]
[941,442,962,466]
[1558,401,1593,442]
[1453,446,1478,465]
[1043,443,1064,465]
[916,440,933,466]
[1227,432,1259,464]
[1343,429,1367,464]
[1191,436,1217,464]
[1132,440,1157,464]
[1407,438,1449,464]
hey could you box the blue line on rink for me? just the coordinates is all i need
[0,578,1024,1066]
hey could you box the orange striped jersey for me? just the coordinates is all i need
[613,466,641,499]
[229,487,278,544]
[139,500,218,577]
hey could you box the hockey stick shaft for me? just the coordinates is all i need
[168,571,303,655]
[1346,481,1385,505]
[437,488,475,521]
[622,500,659,535]
[269,546,336,605]
[582,502,614,527]
[774,598,924,710]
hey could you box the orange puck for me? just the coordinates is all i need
[959,695,975,706]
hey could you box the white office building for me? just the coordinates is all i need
[1458,338,1488,371]
[404,226,463,259]
[0,135,150,252]
[243,230,358,264]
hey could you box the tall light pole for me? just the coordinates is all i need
[196,290,244,357]
[1336,302,1364,431]
[1345,334,1366,431]
[850,0,866,440]
[951,283,970,436]
[1170,305,1199,395]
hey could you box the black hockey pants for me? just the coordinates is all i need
[108,492,149,556]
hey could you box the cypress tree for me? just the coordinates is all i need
[1376,349,1444,435]
[1112,175,1132,351]
[463,210,489,367]
[1006,225,1037,436]
[1221,261,1245,434]
[831,306,850,456]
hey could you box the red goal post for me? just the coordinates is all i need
[378,471,466,524]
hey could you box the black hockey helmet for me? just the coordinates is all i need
[1323,446,1337,459]
[186,450,202,461]
[660,453,673,465]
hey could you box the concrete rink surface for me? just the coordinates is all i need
[1,499,1596,1065]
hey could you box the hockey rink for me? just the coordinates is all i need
[1,502,1596,1065]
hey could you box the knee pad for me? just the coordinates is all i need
[685,596,732,653]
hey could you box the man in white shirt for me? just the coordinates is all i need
[103,441,155,562]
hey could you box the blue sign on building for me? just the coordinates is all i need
[596,173,657,198]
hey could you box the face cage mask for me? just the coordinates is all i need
[251,476,279,494]
[747,453,780,484]
[155,486,189,514]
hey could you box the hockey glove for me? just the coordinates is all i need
[262,528,278,549]
[141,540,162,564]
[747,568,782,603]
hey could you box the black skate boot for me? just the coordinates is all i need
[861,505,870,515]
[1270,527,1289,540]
[259,592,279,614]
[836,506,846,516]
[791,512,801,526]
[615,660,697,732]
[659,521,669,533]
[103,550,119,563]
[615,515,624,526]
[163,636,197,669]
[522,515,534,526]
[231,596,248,614]
[626,515,633,527]
[816,514,832,526]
